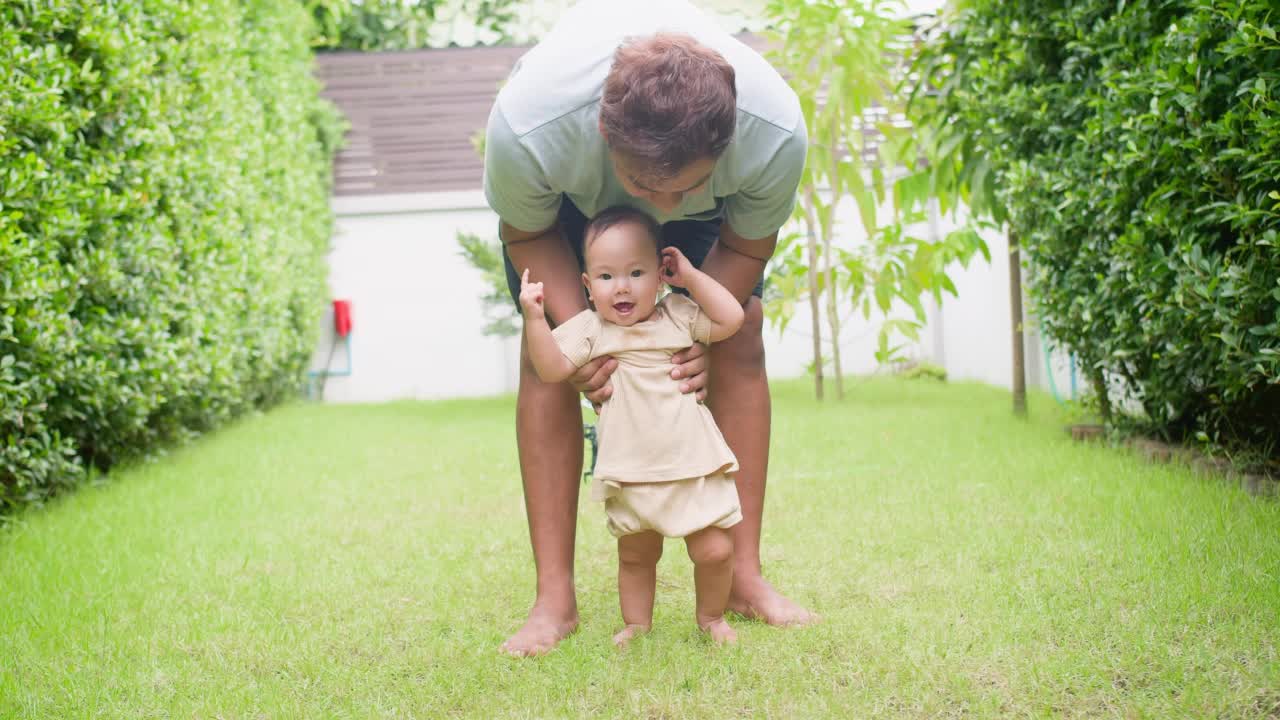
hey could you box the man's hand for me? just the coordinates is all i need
[571,339,707,410]
[570,356,618,412]
[518,268,546,321]
[671,341,709,402]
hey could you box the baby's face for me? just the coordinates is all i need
[582,221,663,326]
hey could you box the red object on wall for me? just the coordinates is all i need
[332,299,352,338]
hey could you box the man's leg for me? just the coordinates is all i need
[707,297,817,626]
[500,199,593,656]
[500,338,584,656]
[665,218,817,626]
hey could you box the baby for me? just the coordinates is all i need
[519,205,746,646]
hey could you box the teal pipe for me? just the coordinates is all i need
[307,335,352,400]
[1041,332,1077,405]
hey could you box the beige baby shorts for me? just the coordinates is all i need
[594,472,742,538]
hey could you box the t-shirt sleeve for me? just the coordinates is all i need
[482,103,562,233]
[550,310,602,368]
[722,118,807,241]
[661,293,712,346]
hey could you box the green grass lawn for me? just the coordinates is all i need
[2,378,1278,718]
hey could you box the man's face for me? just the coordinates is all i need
[610,153,715,214]
[581,221,663,326]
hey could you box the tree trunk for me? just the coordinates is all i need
[927,198,947,369]
[802,186,824,400]
[1009,232,1027,417]
[1090,368,1112,422]
[825,233,843,399]
[825,117,844,399]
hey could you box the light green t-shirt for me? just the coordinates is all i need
[482,0,807,240]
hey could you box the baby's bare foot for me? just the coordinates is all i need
[612,623,650,648]
[698,617,737,645]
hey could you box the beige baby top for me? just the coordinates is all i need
[552,293,739,485]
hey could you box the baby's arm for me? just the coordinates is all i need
[519,269,579,383]
[661,248,745,342]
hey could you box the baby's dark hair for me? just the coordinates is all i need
[583,206,663,260]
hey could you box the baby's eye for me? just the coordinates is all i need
[631,270,643,278]
[600,273,612,280]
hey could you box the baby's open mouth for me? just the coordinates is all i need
[613,302,635,315]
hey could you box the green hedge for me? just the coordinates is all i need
[0,0,344,511]
[915,0,1279,454]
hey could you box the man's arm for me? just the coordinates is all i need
[501,221,590,326]
[684,271,746,343]
[504,220,617,405]
[666,223,774,399]
[699,221,778,305]
[661,247,744,342]
[486,100,589,326]
[703,111,803,302]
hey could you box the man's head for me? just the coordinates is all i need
[599,32,737,213]
[582,206,665,326]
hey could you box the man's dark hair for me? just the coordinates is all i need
[584,206,663,259]
[600,32,737,182]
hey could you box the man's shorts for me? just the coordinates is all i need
[502,197,765,310]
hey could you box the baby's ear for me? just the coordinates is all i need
[581,272,591,298]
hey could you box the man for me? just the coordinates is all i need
[483,0,814,656]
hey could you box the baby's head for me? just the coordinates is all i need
[582,206,664,326]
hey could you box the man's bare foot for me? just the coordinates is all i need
[698,617,738,645]
[727,575,818,626]
[500,606,579,657]
[612,623,650,648]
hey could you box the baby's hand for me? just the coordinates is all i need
[661,247,697,289]
[518,268,545,320]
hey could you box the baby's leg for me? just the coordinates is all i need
[615,530,663,647]
[684,527,737,644]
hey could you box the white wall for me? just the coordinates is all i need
[312,190,1078,403]
[312,191,519,402]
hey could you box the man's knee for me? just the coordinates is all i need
[686,530,733,566]
[712,298,765,373]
